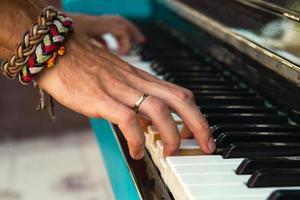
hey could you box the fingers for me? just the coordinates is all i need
[91,94,145,160]
[139,96,181,156]
[116,17,145,43]
[181,125,193,139]
[137,115,151,132]
[116,32,131,55]
[108,16,145,54]
[114,69,215,154]
[101,74,181,156]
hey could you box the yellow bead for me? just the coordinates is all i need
[58,46,65,56]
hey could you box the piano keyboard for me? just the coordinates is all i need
[115,23,300,200]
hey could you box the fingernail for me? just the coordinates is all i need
[208,137,216,153]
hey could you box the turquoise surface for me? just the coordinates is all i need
[90,119,141,200]
[62,0,152,19]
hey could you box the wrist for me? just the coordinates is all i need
[35,33,97,90]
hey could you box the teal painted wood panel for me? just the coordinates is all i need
[90,119,141,200]
[62,0,152,19]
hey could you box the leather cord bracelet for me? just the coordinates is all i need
[0,6,73,120]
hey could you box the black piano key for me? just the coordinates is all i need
[174,80,238,86]
[164,72,222,78]
[172,77,233,83]
[155,67,218,75]
[201,105,277,114]
[197,96,265,106]
[206,114,287,125]
[194,88,250,92]
[267,190,300,200]
[236,157,300,175]
[152,60,209,68]
[216,132,300,148]
[194,90,257,97]
[146,52,192,60]
[247,169,300,187]
[151,61,214,73]
[212,124,300,138]
[222,143,300,158]
[185,84,241,90]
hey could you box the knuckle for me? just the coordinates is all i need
[175,89,195,102]
[149,98,169,115]
[165,136,180,152]
[121,110,137,126]
[185,89,195,100]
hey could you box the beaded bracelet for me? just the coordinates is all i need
[0,6,73,120]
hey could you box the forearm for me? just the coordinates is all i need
[0,0,44,59]
[45,0,61,8]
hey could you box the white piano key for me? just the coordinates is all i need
[145,132,151,150]
[171,164,239,175]
[157,158,169,183]
[175,175,250,200]
[156,139,205,161]
[102,33,118,51]
[172,113,182,123]
[120,55,141,63]
[196,197,266,200]
[166,155,243,166]
[179,174,250,185]
[185,184,300,200]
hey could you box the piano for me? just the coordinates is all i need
[77,0,300,199]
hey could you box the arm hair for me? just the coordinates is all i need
[0,0,45,59]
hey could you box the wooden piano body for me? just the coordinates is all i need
[65,0,300,199]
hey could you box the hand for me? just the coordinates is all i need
[69,14,145,54]
[36,34,215,160]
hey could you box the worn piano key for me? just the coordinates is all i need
[267,190,300,200]
[216,132,300,148]
[222,143,300,158]
[206,114,287,125]
[156,139,204,158]
[236,157,300,175]
[154,140,205,185]
[212,124,300,138]
[201,105,277,114]
[247,169,300,188]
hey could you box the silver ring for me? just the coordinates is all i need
[133,94,148,113]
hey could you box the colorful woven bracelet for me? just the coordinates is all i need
[0,6,73,84]
[0,6,73,120]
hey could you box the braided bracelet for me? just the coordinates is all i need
[0,6,73,120]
